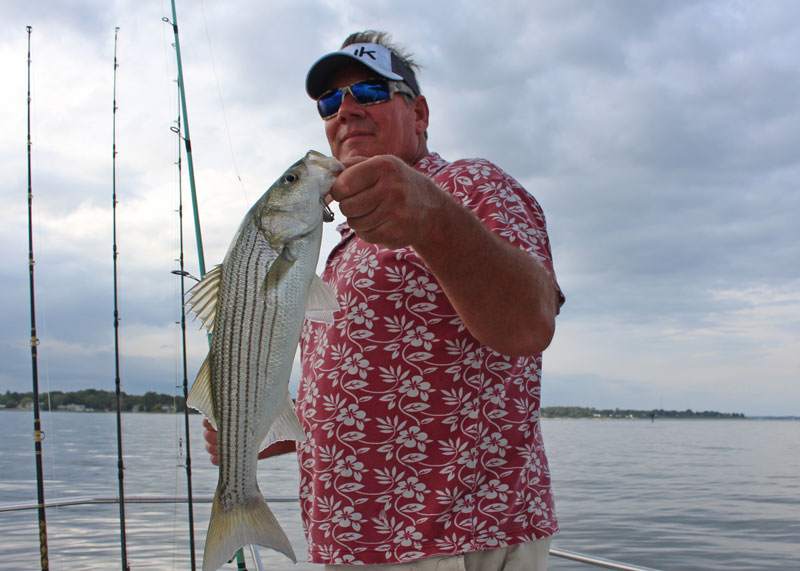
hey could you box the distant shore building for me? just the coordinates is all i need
[57,404,89,412]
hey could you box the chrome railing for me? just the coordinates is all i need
[548,548,661,571]
[1,496,662,571]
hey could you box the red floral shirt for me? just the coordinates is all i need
[297,153,563,565]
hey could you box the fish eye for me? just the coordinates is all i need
[283,173,299,184]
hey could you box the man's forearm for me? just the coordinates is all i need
[413,194,559,357]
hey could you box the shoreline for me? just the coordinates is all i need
[2,408,796,420]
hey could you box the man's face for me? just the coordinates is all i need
[322,65,427,164]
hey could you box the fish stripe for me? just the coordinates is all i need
[217,223,265,504]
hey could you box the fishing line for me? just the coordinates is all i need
[25,24,50,571]
[111,26,131,571]
[199,0,249,202]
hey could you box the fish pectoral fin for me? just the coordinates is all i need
[262,246,296,294]
[185,265,222,333]
[305,274,340,324]
[187,355,216,427]
[260,393,307,451]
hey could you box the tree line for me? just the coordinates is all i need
[2,390,745,418]
[540,406,745,419]
[0,389,189,413]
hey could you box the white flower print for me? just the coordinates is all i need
[452,493,475,514]
[395,425,428,451]
[481,179,520,205]
[336,404,366,430]
[480,432,509,455]
[404,275,438,301]
[463,347,485,369]
[398,375,431,400]
[482,383,506,405]
[457,448,479,469]
[401,325,435,350]
[464,162,492,180]
[353,249,379,277]
[348,301,375,328]
[395,475,427,501]
[342,351,371,379]
[332,505,364,530]
[526,492,547,517]
[477,525,507,547]
[477,478,510,501]
[394,526,423,547]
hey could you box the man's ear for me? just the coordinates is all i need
[413,95,430,136]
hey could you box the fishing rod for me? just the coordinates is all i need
[163,4,248,567]
[111,26,131,571]
[171,104,198,571]
[163,2,206,278]
[25,24,50,571]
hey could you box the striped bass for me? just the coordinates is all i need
[185,150,342,570]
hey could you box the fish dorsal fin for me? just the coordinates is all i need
[305,274,339,324]
[186,355,216,427]
[260,393,307,451]
[185,265,223,334]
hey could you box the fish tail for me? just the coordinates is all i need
[202,492,296,571]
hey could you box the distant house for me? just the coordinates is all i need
[57,404,88,412]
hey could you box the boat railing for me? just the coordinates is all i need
[1,496,662,571]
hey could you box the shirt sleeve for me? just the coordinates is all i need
[433,158,565,308]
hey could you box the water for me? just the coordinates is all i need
[544,418,800,569]
[1,411,797,570]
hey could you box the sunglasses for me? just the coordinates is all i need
[317,78,416,119]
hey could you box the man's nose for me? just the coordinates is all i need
[337,92,365,117]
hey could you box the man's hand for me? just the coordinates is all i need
[202,418,220,466]
[330,155,445,250]
[202,418,297,466]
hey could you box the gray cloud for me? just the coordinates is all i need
[2,1,798,415]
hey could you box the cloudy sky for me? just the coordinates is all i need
[1,1,798,417]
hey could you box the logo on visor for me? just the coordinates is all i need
[352,46,377,60]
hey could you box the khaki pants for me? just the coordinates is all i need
[324,537,551,571]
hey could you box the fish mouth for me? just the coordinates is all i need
[304,150,344,177]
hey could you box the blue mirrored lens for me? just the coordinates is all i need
[350,81,391,103]
[317,91,343,118]
[317,80,392,118]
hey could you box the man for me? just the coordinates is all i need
[206,31,564,570]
